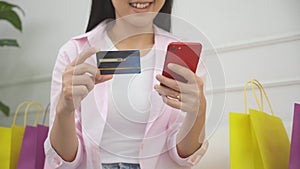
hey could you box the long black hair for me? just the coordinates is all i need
[86,0,173,32]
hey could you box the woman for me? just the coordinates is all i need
[44,0,208,168]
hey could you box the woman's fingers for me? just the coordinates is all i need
[155,63,206,114]
[167,63,196,83]
[59,47,114,113]
[156,74,182,92]
[156,74,197,95]
[95,73,113,84]
[61,85,89,110]
[161,92,202,114]
[154,84,180,99]
[70,48,98,66]
[69,48,113,84]
[71,74,95,91]
[71,86,89,98]
[162,96,181,110]
[73,63,98,77]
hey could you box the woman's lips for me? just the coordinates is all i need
[129,2,152,13]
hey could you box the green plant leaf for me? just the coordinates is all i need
[0,1,25,32]
[0,9,22,31]
[0,101,10,116]
[0,1,25,15]
[0,39,19,47]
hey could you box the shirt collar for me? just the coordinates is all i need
[72,19,178,49]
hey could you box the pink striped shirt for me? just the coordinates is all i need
[44,19,208,169]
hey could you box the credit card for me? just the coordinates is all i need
[96,50,141,74]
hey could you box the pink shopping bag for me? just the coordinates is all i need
[17,103,49,169]
[289,103,300,169]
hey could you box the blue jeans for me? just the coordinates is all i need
[102,163,141,169]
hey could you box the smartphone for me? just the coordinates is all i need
[162,42,202,83]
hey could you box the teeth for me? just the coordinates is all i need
[130,2,150,9]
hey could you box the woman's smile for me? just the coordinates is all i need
[129,1,153,13]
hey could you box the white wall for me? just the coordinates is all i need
[172,1,300,168]
[0,0,90,125]
[0,0,300,168]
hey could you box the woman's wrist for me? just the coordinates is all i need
[56,94,76,117]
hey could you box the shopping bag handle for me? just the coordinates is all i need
[244,79,274,115]
[12,101,37,126]
[244,80,264,113]
[251,79,274,115]
[27,102,46,125]
[42,102,50,125]
[12,101,45,126]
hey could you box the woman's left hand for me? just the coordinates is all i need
[155,63,206,115]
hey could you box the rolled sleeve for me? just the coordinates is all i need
[44,136,83,169]
[44,40,84,169]
[167,130,209,167]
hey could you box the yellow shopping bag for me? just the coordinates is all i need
[0,102,42,169]
[0,124,11,169]
[230,79,290,169]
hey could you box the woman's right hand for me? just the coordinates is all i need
[57,48,113,115]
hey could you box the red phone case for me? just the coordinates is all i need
[162,42,202,83]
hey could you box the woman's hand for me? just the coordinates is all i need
[155,63,206,115]
[57,48,113,115]
[155,63,207,157]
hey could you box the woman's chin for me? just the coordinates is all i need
[121,12,157,29]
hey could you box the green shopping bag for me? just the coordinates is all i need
[0,102,41,169]
[230,79,290,169]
